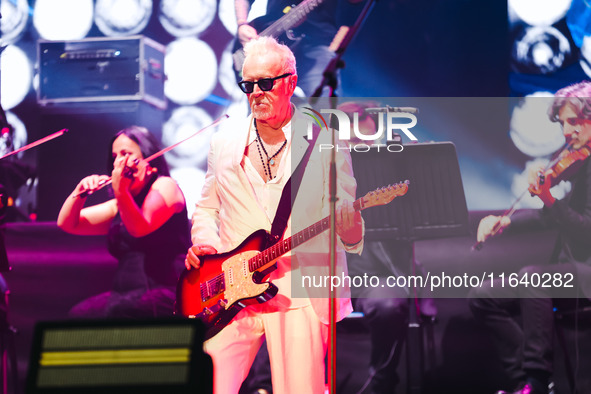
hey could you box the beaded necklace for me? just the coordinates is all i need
[254,120,287,181]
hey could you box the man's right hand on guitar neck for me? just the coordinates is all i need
[185,244,218,270]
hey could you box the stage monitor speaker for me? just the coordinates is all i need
[35,101,163,221]
[25,318,212,394]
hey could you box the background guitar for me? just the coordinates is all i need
[232,0,326,82]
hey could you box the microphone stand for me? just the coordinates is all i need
[309,1,378,393]
[311,0,377,98]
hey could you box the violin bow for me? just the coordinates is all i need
[471,140,572,251]
[77,114,229,198]
[0,128,68,160]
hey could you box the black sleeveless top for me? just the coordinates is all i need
[106,178,191,293]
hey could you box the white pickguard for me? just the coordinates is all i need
[221,250,272,308]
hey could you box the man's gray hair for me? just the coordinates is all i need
[243,36,297,75]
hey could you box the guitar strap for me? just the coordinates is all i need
[270,122,321,242]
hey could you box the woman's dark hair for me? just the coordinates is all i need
[107,125,170,179]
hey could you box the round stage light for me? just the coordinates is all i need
[218,0,238,35]
[33,0,94,41]
[219,40,247,100]
[162,106,214,169]
[509,0,571,26]
[171,166,206,219]
[512,26,571,74]
[580,36,591,79]
[0,0,29,46]
[509,93,565,158]
[566,0,591,48]
[1,45,33,110]
[159,0,216,37]
[95,0,153,37]
[221,96,251,131]
[164,37,218,105]
[1,111,28,159]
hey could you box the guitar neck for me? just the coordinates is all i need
[261,0,323,38]
[248,197,363,273]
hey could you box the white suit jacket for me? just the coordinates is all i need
[191,110,363,323]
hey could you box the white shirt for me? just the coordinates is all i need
[241,118,310,310]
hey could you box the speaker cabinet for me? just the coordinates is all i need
[38,36,166,110]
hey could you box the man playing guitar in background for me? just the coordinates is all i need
[234,0,362,97]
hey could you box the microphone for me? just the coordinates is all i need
[365,106,419,114]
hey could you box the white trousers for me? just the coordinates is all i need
[204,303,328,394]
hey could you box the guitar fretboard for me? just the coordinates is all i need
[247,198,363,273]
[262,0,323,38]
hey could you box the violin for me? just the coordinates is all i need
[529,144,591,196]
[75,114,230,198]
[472,142,591,251]
[76,158,153,198]
[121,158,152,179]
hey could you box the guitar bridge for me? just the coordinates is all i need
[202,307,213,316]
[200,274,226,302]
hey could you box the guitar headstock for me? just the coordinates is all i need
[360,181,409,208]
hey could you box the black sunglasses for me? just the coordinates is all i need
[238,73,292,94]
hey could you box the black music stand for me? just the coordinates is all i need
[351,142,469,394]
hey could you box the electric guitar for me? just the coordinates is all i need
[175,181,410,340]
[232,0,325,81]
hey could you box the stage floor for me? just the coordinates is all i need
[3,220,591,393]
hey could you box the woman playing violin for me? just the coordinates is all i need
[58,125,190,318]
[469,81,591,394]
